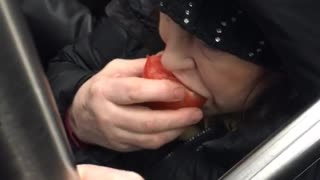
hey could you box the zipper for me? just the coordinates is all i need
[163,128,212,160]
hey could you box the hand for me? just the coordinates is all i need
[69,58,203,152]
[77,164,143,180]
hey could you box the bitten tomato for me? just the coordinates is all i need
[143,55,207,110]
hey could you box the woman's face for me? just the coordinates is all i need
[159,13,267,114]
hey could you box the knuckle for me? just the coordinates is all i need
[107,128,122,142]
[113,58,124,63]
[158,80,172,93]
[78,166,89,180]
[89,79,105,96]
[109,58,122,65]
[141,117,157,132]
[127,89,139,102]
[126,83,142,102]
[94,109,114,129]
[108,59,126,68]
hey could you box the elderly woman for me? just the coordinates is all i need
[47,0,320,179]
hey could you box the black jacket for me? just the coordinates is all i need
[72,79,315,180]
[21,0,107,68]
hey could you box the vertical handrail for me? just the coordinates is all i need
[220,100,320,180]
[0,0,79,179]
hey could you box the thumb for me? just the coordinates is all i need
[77,164,144,180]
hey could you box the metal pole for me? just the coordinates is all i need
[0,0,79,179]
[220,100,320,180]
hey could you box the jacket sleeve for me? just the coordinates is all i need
[242,0,320,94]
[21,0,96,67]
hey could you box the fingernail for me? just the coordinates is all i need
[173,87,185,100]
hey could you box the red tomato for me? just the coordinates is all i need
[143,55,207,110]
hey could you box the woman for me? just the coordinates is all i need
[47,0,320,179]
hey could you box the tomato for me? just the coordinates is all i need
[143,55,207,110]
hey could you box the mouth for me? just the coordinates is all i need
[172,71,210,98]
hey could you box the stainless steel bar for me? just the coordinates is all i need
[220,100,320,180]
[0,0,79,179]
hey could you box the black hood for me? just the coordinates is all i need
[160,0,280,70]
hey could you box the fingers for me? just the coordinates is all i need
[113,105,203,133]
[72,57,204,152]
[114,127,185,150]
[77,164,144,180]
[101,77,186,104]
[88,104,202,151]
[101,58,147,77]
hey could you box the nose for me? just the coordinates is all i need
[161,25,195,72]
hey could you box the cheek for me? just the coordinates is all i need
[194,52,265,112]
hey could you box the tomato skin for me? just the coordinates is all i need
[143,55,207,110]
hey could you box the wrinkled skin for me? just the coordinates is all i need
[159,13,267,114]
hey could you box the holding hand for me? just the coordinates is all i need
[69,58,203,152]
